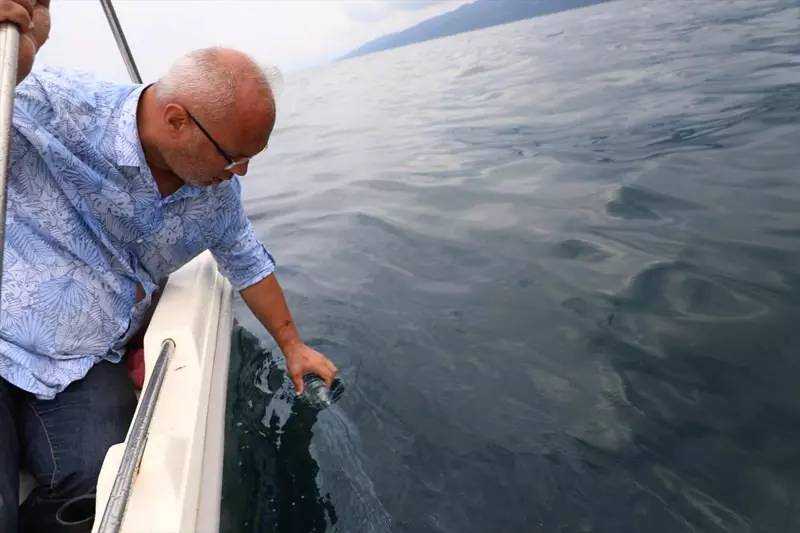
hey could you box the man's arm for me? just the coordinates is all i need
[0,0,50,83]
[240,273,338,394]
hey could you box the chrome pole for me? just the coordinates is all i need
[0,22,18,308]
[97,338,176,533]
[99,0,142,83]
[96,3,150,530]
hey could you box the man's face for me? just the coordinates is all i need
[163,100,273,187]
[162,131,233,187]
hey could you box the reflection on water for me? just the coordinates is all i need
[221,326,337,533]
[221,326,390,533]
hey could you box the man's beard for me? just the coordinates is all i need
[162,145,218,187]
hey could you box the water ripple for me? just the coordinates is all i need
[228,1,800,531]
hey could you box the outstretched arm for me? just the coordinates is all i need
[240,273,338,394]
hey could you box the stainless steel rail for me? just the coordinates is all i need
[96,3,155,531]
[97,338,176,533]
[0,22,19,310]
[99,0,142,84]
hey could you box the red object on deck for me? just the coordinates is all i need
[126,347,145,390]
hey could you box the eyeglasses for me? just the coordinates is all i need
[185,109,251,171]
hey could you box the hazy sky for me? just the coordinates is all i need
[37,0,472,83]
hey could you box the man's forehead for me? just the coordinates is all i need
[236,83,274,124]
[225,108,273,157]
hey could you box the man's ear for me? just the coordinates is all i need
[163,103,189,136]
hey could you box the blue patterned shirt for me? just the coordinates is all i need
[0,66,275,399]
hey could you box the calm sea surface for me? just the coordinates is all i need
[220,1,800,532]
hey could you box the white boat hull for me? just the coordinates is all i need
[93,250,233,532]
[17,251,233,531]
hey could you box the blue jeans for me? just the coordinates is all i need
[0,361,136,533]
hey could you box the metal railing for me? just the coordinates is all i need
[97,338,176,533]
[96,2,161,531]
[0,20,19,309]
[99,0,142,84]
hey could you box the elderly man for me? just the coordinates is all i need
[0,1,338,531]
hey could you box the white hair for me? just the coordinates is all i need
[155,47,276,123]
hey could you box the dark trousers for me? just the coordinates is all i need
[0,361,136,533]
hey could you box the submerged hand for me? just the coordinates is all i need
[283,342,338,395]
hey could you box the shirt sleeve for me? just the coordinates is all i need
[209,179,276,291]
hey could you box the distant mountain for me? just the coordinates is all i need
[341,0,609,60]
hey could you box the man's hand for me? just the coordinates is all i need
[239,273,340,395]
[0,0,50,83]
[284,341,338,395]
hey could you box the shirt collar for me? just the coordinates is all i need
[108,83,207,204]
[162,183,203,204]
[111,84,149,169]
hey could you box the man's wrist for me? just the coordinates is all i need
[275,323,303,356]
